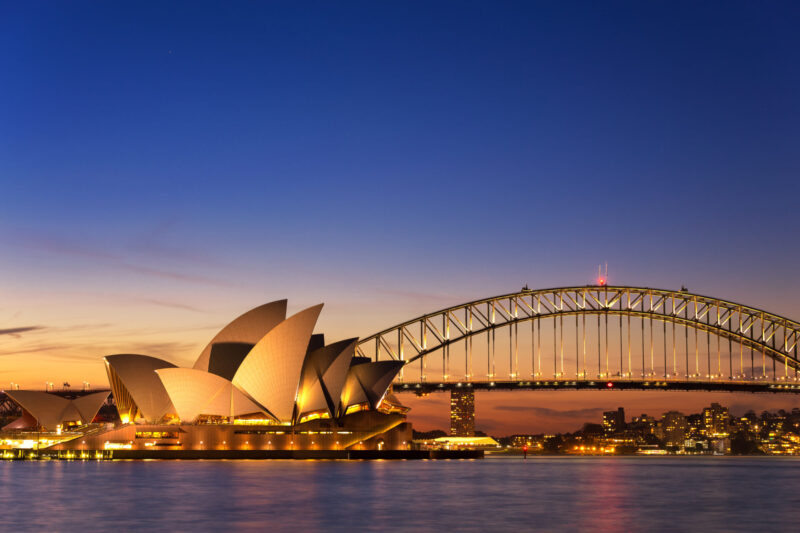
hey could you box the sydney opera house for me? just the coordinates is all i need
[1,301,412,455]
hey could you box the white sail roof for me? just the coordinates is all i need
[104,354,177,422]
[193,300,287,372]
[296,338,356,418]
[156,368,265,422]
[232,304,323,422]
[341,360,405,411]
[4,390,110,431]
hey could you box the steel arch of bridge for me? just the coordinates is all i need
[356,286,800,386]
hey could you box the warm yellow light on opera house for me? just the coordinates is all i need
[1,300,412,454]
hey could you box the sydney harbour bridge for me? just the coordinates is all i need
[356,285,800,404]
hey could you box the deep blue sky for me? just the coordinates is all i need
[3,2,799,283]
[1,2,799,429]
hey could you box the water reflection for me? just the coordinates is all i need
[1,457,800,531]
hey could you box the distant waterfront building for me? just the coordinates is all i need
[508,434,540,448]
[687,413,704,438]
[450,389,475,436]
[683,437,709,452]
[627,414,658,445]
[702,403,730,437]
[630,414,657,435]
[709,437,731,454]
[660,411,689,447]
[415,435,499,451]
[602,407,625,434]
[734,416,756,435]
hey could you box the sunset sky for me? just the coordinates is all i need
[2,2,799,434]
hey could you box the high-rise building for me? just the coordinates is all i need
[450,389,475,436]
[687,413,704,438]
[629,414,657,437]
[660,411,688,447]
[702,403,730,437]
[602,407,625,434]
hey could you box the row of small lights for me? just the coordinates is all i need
[6,382,91,391]
[403,377,800,389]
[402,374,800,381]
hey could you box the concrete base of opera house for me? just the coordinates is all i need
[106,449,483,459]
[44,411,416,454]
[2,449,484,460]
[3,411,486,460]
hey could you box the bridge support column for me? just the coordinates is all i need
[450,389,475,437]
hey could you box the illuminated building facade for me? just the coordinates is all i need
[702,403,730,437]
[450,389,475,437]
[602,407,625,434]
[629,414,657,436]
[660,411,689,447]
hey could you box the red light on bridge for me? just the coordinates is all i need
[606,382,613,388]
[596,263,608,286]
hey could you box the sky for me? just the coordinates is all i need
[1,1,799,434]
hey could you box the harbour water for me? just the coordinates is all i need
[2,456,800,532]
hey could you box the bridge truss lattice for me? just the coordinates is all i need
[356,286,800,391]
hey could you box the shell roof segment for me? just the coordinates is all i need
[71,391,110,422]
[340,360,405,412]
[4,390,72,430]
[4,390,110,431]
[193,300,288,372]
[104,354,177,423]
[156,368,266,422]
[296,338,357,419]
[207,342,255,381]
[232,304,324,423]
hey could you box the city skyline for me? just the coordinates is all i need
[487,401,800,456]
[2,2,800,434]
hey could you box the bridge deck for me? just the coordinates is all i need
[393,379,800,394]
